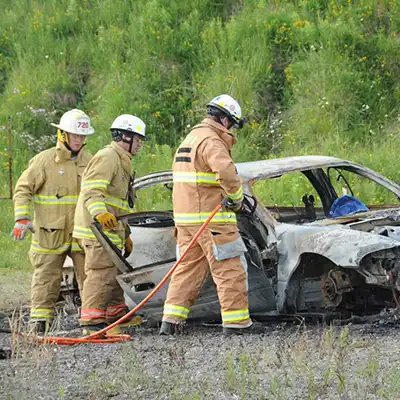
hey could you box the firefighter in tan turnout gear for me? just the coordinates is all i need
[11,109,94,333]
[160,94,263,336]
[73,114,146,335]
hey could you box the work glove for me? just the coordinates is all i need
[225,199,243,213]
[95,212,118,229]
[10,219,35,240]
[124,236,133,258]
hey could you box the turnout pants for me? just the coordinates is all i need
[29,248,85,322]
[162,225,252,328]
[78,239,128,326]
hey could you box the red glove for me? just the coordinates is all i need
[11,219,35,240]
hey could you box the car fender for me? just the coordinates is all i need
[274,223,400,312]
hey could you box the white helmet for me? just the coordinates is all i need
[207,94,245,128]
[51,109,95,135]
[110,114,146,140]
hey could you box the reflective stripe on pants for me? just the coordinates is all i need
[29,251,65,321]
[163,304,190,319]
[78,239,126,325]
[29,249,86,321]
[162,226,250,326]
[106,302,128,320]
[30,308,54,320]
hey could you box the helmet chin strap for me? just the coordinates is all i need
[121,135,134,154]
[58,130,86,155]
[218,116,234,130]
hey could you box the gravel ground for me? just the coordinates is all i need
[2,311,400,400]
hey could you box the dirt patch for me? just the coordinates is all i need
[0,270,31,310]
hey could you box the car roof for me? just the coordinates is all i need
[134,155,400,198]
[236,155,354,181]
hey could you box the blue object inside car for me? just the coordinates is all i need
[329,194,369,218]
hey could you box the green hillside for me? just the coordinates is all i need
[0,0,399,268]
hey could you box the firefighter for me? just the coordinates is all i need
[73,114,146,335]
[11,109,94,334]
[160,94,264,336]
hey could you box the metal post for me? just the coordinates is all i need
[0,116,13,200]
[8,116,13,199]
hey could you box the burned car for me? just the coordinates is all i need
[63,156,400,321]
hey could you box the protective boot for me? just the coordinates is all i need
[107,315,144,334]
[119,315,143,327]
[29,320,51,335]
[159,321,186,336]
[222,321,267,336]
[81,323,108,337]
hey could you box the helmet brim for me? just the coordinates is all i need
[51,123,95,135]
[207,103,240,125]
[110,128,147,140]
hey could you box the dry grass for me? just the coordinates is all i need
[2,322,400,399]
[7,309,55,360]
[2,268,400,399]
[74,325,400,399]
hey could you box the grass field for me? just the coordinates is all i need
[0,0,399,272]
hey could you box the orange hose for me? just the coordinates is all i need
[34,201,225,345]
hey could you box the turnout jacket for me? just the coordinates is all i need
[73,141,134,248]
[13,140,92,254]
[172,118,243,230]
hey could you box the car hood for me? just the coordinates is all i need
[275,222,400,282]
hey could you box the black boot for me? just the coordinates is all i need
[223,321,267,336]
[159,321,186,336]
[29,320,51,335]
[159,321,176,335]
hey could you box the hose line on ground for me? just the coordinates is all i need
[31,200,227,345]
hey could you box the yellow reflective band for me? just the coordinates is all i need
[73,226,123,247]
[33,195,78,205]
[30,308,54,319]
[221,309,250,323]
[73,226,122,239]
[30,241,71,254]
[173,171,219,185]
[104,194,132,212]
[82,179,110,189]
[173,211,237,224]
[15,205,30,211]
[15,205,32,218]
[71,242,83,252]
[87,201,107,216]
[163,304,190,319]
[227,185,244,202]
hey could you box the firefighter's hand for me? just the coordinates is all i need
[124,236,133,258]
[96,212,118,229]
[10,219,35,240]
[225,199,243,213]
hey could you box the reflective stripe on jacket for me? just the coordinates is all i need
[172,118,243,229]
[13,140,92,254]
[73,141,134,247]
